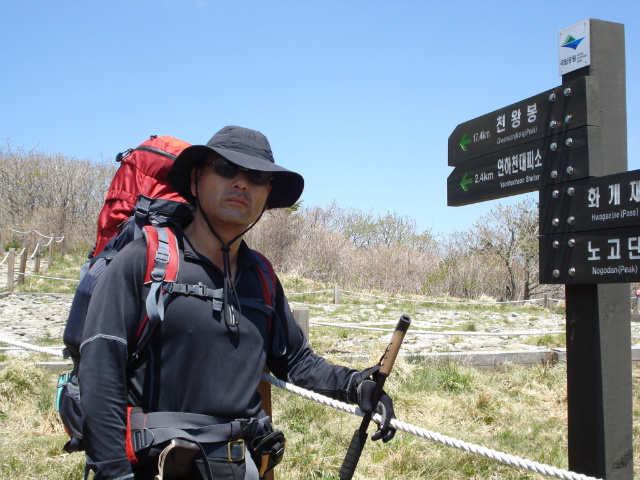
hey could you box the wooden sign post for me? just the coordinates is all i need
[447,19,633,479]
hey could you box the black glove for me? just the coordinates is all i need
[350,369,396,442]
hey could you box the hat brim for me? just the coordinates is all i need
[168,145,304,209]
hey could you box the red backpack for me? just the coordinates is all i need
[92,135,192,257]
[57,135,278,454]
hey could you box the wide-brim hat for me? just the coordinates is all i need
[169,126,304,209]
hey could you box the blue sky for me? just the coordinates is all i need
[1,1,638,237]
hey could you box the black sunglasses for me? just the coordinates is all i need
[204,158,272,186]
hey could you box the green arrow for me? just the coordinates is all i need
[460,172,472,191]
[459,132,471,151]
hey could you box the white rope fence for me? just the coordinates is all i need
[0,233,76,284]
[287,289,333,295]
[340,289,565,306]
[288,288,566,306]
[262,373,601,480]
[22,273,80,282]
[6,229,64,242]
[33,230,64,243]
[309,320,565,337]
[8,228,31,235]
[0,335,64,357]
[29,242,41,259]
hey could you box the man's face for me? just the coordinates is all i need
[191,153,272,231]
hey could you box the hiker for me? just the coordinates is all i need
[78,126,396,480]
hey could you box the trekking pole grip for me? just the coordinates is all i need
[379,313,411,376]
[338,313,411,480]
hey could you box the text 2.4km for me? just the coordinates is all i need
[476,172,494,182]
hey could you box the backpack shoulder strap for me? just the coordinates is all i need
[142,225,180,285]
[250,250,287,356]
[131,225,180,362]
[251,249,276,310]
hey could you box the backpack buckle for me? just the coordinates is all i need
[228,439,245,462]
[187,282,206,297]
[134,195,152,219]
[154,250,170,265]
[131,428,154,452]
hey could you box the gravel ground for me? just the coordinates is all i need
[0,292,73,344]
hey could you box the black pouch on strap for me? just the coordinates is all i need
[250,430,286,477]
[156,438,202,479]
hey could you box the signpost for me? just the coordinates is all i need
[447,19,633,480]
[539,169,640,235]
[540,226,640,284]
[448,126,596,206]
[540,170,640,284]
[447,76,593,166]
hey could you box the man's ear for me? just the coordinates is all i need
[264,184,273,210]
[190,167,198,199]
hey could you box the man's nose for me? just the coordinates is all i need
[232,171,250,189]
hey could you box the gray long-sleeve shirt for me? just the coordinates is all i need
[79,233,357,480]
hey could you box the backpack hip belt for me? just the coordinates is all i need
[126,408,272,463]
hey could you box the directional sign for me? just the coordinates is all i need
[448,76,596,166]
[448,126,594,206]
[539,226,640,284]
[539,169,640,235]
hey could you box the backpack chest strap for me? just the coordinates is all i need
[165,282,224,311]
[166,282,273,317]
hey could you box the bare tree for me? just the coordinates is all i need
[0,142,115,250]
[466,196,539,300]
[339,208,377,248]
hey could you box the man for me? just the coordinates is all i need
[79,126,395,480]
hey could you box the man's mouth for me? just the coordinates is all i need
[225,194,249,207]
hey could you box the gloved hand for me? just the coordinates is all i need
[350,370,396,442]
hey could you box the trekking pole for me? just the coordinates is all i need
[338,313,411,480]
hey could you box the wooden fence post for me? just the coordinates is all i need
[333,285,340,304]
[18,248,27,285]
[34,243,41,273]
[7,248,15,292]
[48,233,55,268]
[293,308,310,338]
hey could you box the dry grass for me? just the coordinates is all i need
[0,359,85,479]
